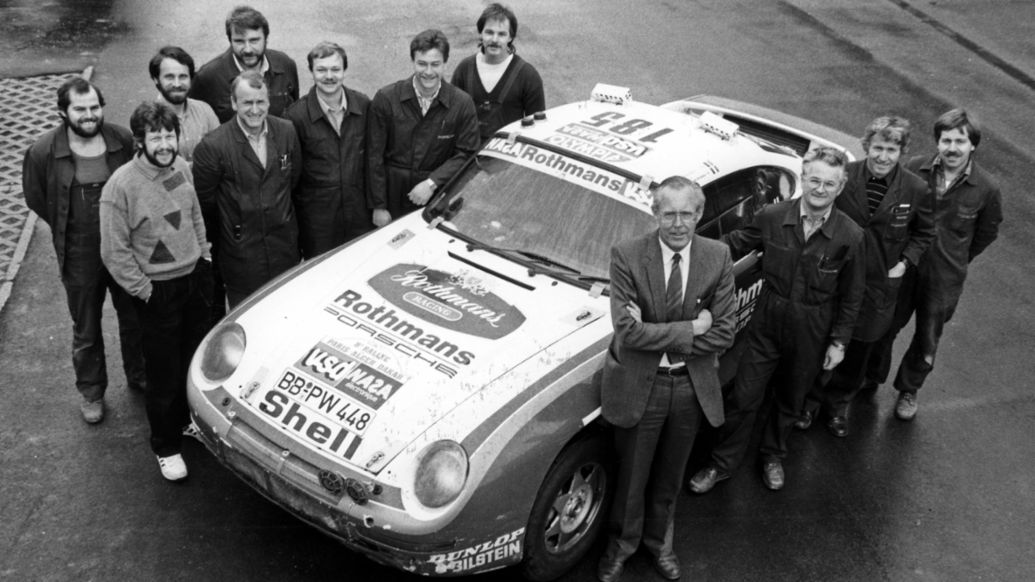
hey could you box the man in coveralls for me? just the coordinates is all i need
[797,116,935,436]
[366,29,480,227]
[23,77,145,424]
[687,146,865,493]
[874,108,1002,420]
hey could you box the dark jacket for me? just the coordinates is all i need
[366,78,480,218]
[906,154,1003,298]
[189,49,299,123]
[284,86,372,258]
[835,161,935,341]
[601,233,737,429]
[22,123,134,271]
[451,53,546,142]
[725,199,865,346]
[192,116,302,300]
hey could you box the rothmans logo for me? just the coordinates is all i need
[368,264,526,340]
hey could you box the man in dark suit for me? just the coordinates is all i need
[193,70,302,308]
[797,116,935,436]
[597,176,736,582]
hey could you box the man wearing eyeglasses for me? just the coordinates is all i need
[687,147,864,493]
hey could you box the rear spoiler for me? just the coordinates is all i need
[662,95,863,161]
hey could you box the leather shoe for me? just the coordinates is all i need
[793,408,814,430]
[653,550,681,580]
[80,398,104,424]
[761,459,784,491]
[895,391,918,421]
[687,465,729,494]
[827,415,848,437]
[597,554,625,582]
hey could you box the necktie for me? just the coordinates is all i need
[665,253,683,364]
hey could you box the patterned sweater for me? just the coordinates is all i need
[100,154,210,300]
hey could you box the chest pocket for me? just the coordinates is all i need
[805,251,845,305]
[950,204,980,235]
[885,207,911,242]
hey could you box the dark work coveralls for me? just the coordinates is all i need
[811,161,934,415]
[22,124,145,401]
[450,53,546,143]
[284,85,373,258]
[872,154,1002,394]
[366,78,480,219]
[708,199,864,469]
[188,49,299,123]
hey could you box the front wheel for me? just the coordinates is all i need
[521,435,613,582]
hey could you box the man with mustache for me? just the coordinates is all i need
[99,102,212,481]
[367,29,480,227]
[451,3,545,144]
[23,77,146,424]
[193,71,302,308]
[687,147,864,493]
[149,46,219,164]
[285,41,372,257]
[189,5,299,123]
[872,108,1002,421]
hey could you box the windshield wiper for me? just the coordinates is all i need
[466,241,581,274]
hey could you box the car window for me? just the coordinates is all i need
[697,166,793,239]
[435,155,656,280]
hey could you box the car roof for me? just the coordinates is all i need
[498,98,800,188]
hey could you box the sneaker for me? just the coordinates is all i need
[895,392,918,421]
[761,459,784,491]
[80,398,104,424]
[157,454,188,481]
[182,422,202,442]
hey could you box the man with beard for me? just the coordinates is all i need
[874,108,1002,421]
[367,29,480,226]
[686,147,864,493]
[23,77,146,424]
[193,70,302,307]
[285,41,372,257]
[189,5,298,123]
[451,3,545,143]
[100,102,212,481]
[148,46,219,164]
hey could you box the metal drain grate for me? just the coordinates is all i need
[0,71,80,311]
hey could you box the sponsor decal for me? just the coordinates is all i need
[554,123,649,159]
[256,372,368,461]
[324,292,476,379]
[296,339,404,410]
[387,228,415,249]
[428,528,525,574]
[367,264,525,340]
[734,279,764,333]
[482,139,628,196]
[561,306,606,328]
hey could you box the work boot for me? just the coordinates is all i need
[80,398,104,424]
[895,391,918,421]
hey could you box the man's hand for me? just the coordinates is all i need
[692,308,712,335]
[888,260,907,279]
[625,303,642,322]
[823,343,846,370]
[372,209,392,227]
[407,179,436,206]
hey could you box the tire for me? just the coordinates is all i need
[521,435,613,582]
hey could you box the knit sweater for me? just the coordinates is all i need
[100,154,210,300]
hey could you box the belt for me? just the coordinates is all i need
[656,365,688,376]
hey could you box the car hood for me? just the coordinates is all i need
[225,221,607,474]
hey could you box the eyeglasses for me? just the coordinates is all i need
[659,211,698,225]
[803,177,843,192]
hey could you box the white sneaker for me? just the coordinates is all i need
[157,454,188,481]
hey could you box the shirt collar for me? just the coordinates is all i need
[233,53,270,75]
[412,75,442,103]
[799,198,832,224]
[932,154,973,180]
[235,116,268,141]
[317,90,347,116]
[658,235,692,265]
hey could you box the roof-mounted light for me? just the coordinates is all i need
[699,110,739,140]
[590,83,632,105]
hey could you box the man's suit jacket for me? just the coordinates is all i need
[835,161,934,341]
[601,232,737,429]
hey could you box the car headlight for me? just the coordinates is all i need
[414,440,468,509]
[200,322,246,384]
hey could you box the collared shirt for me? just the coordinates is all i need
[233,53,270,75]
[932,156,973,198]
[158,96,219,163]
[236,116,269,168]
[412,76,441,116]
[658,237,692,368]
[800,198,832,240]
[317,90,348,135]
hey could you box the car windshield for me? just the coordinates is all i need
[431,150,656,281]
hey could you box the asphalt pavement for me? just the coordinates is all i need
[2,1,1034,581]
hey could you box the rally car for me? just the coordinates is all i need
[187,85,856,580]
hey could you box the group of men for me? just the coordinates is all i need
[22,4,544,482]
[597,112,1002,581]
